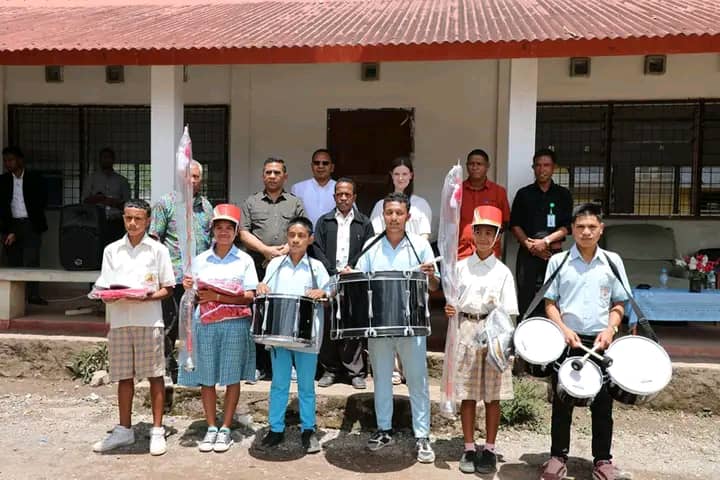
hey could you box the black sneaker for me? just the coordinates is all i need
[366,429,394,451]
[475,449,497,474]
[318,372,335,388]
[301,429,321,454]
[459,449,477,474]
[261,430,284,448]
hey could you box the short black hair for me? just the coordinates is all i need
[571,203,603,223]
[335,177,356,194]
[311,149,333,163]
[382,191,411,212]
[264,156,287,173]
[123,198,151,218]
[2,146,24,159]
[286,215,314,235]
[467,149,490,164]
[99,147,115,160]
[533,148,556,165]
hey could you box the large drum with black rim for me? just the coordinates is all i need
[331,270,430,339]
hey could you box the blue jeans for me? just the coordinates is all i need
[368,336,430,438]
[268,347,318,433]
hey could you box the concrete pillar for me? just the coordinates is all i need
[150,66,183,203]
[228,66,252,204]
[496,58,538,201]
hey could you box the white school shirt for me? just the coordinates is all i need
[11,171,28,219]
[95,234,175,329]
[290,178,337,226]
[370,194,432,237]
[334,208,355,271]
[455,254,519,316]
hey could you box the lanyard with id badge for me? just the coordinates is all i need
[547,202,556,229]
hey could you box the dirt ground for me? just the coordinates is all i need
[0,375,718,480]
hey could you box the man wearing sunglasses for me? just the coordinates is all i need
[290,149,336,227]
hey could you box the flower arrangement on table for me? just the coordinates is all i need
[675,255,718,291]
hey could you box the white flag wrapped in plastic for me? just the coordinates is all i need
[174,126,198,372]
[437,162,463,416]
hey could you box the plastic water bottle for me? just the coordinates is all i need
[707,270,716,290]
[659,267,669,289]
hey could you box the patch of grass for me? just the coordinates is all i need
[500,377,544,429]
[66,344,109,384]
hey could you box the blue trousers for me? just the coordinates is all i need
[268,347,318,433]
[368,336,430,438]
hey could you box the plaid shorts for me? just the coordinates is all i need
[108,326,165,382]
[454,317,513,402]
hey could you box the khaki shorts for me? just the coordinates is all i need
[108,326,165,382]
[454,318,513,402]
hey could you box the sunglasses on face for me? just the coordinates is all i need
[312,161,331,166]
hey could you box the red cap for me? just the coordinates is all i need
[212,204,241,229]
[471,205,502,229]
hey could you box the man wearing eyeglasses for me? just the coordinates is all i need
[290,149,336,227]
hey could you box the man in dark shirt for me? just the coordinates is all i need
[509,148,573,319]
[239,157,306,380]
[312,178,375,389]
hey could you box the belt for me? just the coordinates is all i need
[460,312,488,321]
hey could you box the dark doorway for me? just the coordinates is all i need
[327,108,414,215]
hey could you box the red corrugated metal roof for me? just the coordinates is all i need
[0,0,719,64]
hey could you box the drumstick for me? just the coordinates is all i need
[412,256,444,271]
[572,344,613,370]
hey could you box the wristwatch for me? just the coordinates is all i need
[610,325,619,334]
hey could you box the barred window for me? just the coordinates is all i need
[8,105,228,207]
[537,100,718,217]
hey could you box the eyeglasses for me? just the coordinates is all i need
[312,161,331,166]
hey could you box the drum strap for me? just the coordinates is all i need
[602,253,659,343]
[350,231,387,268]
[522,251,571,322]
[403,232,424,266]
[265,254,319,290]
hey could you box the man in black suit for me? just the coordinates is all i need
[313,177,375,389]
[1,146,48,305]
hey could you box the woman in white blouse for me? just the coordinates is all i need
[369,157,433,239]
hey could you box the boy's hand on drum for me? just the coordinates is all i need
[595,328,615,350]
[444,304,457,318]
[562,327,582,348]
[419,262,435,276]
[305,288,326,300]
[340,266,355,274]
[256,283,270,295]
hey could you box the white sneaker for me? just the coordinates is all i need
[198,427,218,452]
[291,366,297,383]
[213,428,233,453]
[149,426,167,456]
[93,425,135,452]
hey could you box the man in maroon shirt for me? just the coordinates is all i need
[458,149,510,260]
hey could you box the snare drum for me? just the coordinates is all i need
[331,270,430,339]
[513,317,566,377]
[556,357,605,407]
[605,336,672,405]
[252,294,318,349]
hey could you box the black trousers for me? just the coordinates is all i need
[162,284,185,382]
[551,335,613,463]
[5,218,42,298]
[516,247,551,318]
[319,304,366,379]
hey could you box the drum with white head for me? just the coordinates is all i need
[605,336,672,405]
[556,357,604,407]
[513,317,566,377]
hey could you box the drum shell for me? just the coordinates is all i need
[605,336,672,405]
[252,294,316,348]
[606,379,658,405]
[554,356,606,408]
[331,271,430,339]
[526,362,555,378]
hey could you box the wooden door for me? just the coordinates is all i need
[327,108,414,215]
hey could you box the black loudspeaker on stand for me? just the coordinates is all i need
[59,204,108,271]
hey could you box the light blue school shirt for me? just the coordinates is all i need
[544,244,631,335]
